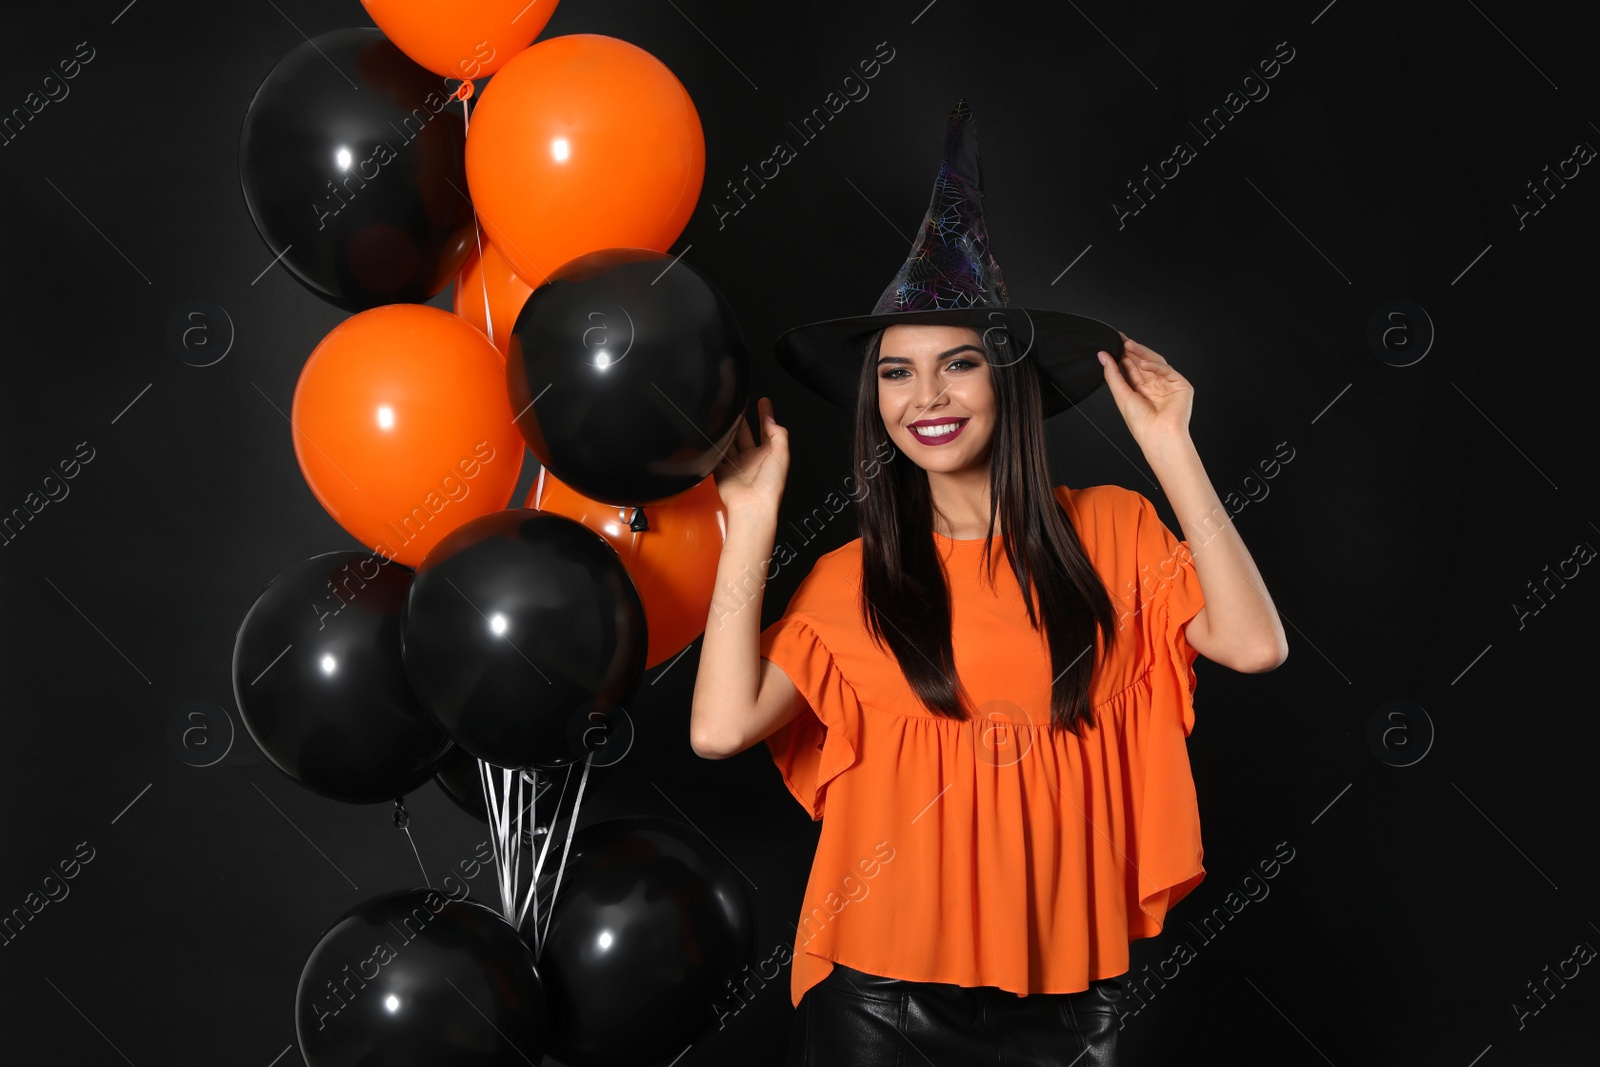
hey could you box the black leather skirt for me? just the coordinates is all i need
[786,961,1126,1067]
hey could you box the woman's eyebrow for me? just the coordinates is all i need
[876,344,984,365]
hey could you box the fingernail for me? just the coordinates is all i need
[1097,351,1108,365]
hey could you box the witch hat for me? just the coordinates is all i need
[773,99,1122,418]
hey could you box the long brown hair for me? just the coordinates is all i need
[852,325,1118,734]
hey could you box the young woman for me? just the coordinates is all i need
[691,102,1287,1066]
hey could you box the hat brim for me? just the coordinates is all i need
[773,306,1120,418]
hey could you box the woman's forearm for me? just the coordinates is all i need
[689,508,780,756]
[1144,429,1289,671]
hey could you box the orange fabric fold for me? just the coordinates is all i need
[758,484,1208,1008]
[760,617,865,821]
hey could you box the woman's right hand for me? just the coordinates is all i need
[713,396,788,520]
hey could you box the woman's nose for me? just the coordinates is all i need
[912,379,949,414]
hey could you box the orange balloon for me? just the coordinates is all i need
[528,467,725,669]
[464,34,705,286]
[359,0,559,80]
[452,237,535,355]
[293,304,526,568]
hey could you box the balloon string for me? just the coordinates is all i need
[403,825,430,888]
[475,220,495,349]
[518,756,579,942]
[521,780,547,947]
[511,770,527,922]
[478,758,510,918]
[535,754,592,959]
[537,756,592,951]
[500,766,515,918]
[522,753,578,942]
[520,775,555,947]
[460,94,496,350]
[520,779,555,938]
[528,759,572,887]
[486,762,503,915]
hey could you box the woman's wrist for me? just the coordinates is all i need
[1136,427,1196,468]
[725,502,780,534]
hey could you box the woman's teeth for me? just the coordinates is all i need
[913,421,966,438]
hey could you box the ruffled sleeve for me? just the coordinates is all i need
[1129,490,1207,736]
[1118,489,1210,925]
[759,614,865,821]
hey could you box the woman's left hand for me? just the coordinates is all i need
[1098,332,1193,447]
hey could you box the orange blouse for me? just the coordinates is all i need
[758,483,1208,1009]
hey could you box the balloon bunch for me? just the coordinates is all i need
[293,818,759,1067]
[232,4,760,1063]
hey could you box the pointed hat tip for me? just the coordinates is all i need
[944,98,978,154]
[947,99,977,141]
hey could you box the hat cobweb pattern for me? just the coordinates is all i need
[870,105,1013,316]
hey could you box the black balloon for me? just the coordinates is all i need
[403,509,647,770]
[507,248,751,505]
[433,745,612,831]
[534,816,760,1066]
[240,28,475,311]
[296,887,547,1067]
[233,552,452,803]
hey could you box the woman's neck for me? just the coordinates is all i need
[928,470,995,540]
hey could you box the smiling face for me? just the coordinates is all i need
[875,323,995,473]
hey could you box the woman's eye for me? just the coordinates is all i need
[880,360,976,381]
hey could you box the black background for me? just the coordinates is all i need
[2,0,1596,1063]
